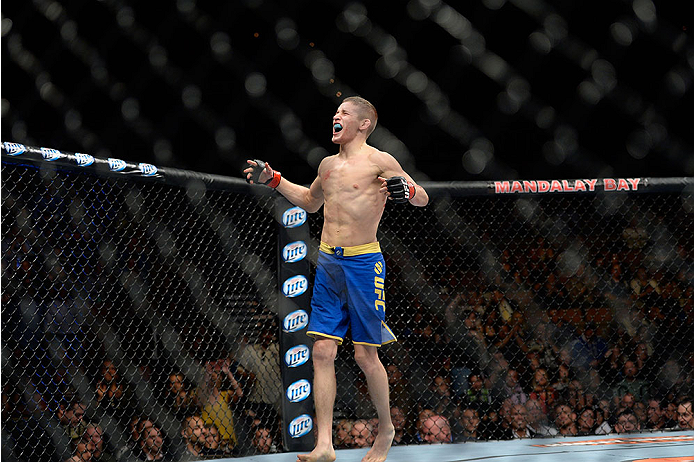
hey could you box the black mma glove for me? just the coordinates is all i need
[246,159,281,188]
[386,176,416,204]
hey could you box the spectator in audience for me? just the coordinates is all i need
[454,406,482,442]
[521,351,543,388]
[486,351,510,398]
[525,398,557,436]
[633,401,647,426]
[476,405,503,440]
[494,311,529,369]
[664,400,680,428]
[389,406,414,446]
[482,309,502,348]
[677,398,694,430]
[576,407,597,435]
[489,288,515,323]
[333,419,353,449]
[236,317,282,413]
[197,359,243,450]
[119,417,160,461]
[350,419,374,449]
[645,398,667,430]
[81,423,116,462]
[620,392,638,411]
[526,322,560,370]
[498,369,528,406]
[599,344,624,387]
[633,342,657,383]
[115,416,144,461]
[251,427,278,454]
[95,360,134,422]
[65,441,93,462]
[369,417,379,439]
[585,369,611,403]
[613,360,650,403]
[420,415,452,444]
[420,375,456,417]
[551,364,572,394]
[465,371,492,415]
[553,403,578,436]
[203,423,227,457]
[414,409,436,443]
[614,409,641,433]
[595,399,612,434]
[630,267,661,303]
[386,363,413,420]
[564,380,587,412]
[444,307,488,399]
[406,316,447,377]
[135,422,170,461]
[180,416,207,460]
[497,398,515,437]
[507,404,535,439]
[529,368,556,415]
[57,395,89,444]
[165,373,198,420]
[603,261,629,302]
[569,323,608,373]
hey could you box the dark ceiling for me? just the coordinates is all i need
[2,0,692,185]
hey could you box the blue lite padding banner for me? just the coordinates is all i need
[276,198,314,451]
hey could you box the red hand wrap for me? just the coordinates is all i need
[267,170,282,189]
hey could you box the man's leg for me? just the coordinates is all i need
[297,338,338,462]
[354,344,394,462]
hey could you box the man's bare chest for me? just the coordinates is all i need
[321,161,378,194]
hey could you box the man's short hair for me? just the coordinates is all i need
[617,408,639,422]
[343,96,378,136]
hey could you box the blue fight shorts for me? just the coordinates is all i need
[307,242,397,347]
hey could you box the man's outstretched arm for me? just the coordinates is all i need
[244,159,324,213]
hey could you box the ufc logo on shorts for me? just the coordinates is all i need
[374,276,385,311]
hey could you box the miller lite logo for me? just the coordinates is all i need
[3,142,26,156]
[283,310,309,333]
[282,275,308,298]
[75,153,94,167]
[283,241,307,263]
[108,158,127,172]
[286,379,311,403]
[138,162,158,177]
[282,206,307,228]
[284,344,310,368]
[288,414,313,438]
[40,147,62,161]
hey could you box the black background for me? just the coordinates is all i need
[2,0,692,185]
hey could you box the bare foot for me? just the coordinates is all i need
[297,445,336,462]
[362,424,394,462]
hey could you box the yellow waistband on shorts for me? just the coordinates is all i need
[320,241,381,256]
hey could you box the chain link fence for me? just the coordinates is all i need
[329,188,694,446]
[2,149,694,461]
[2,153,282,461]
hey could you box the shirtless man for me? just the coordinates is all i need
[245,96,428,462]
